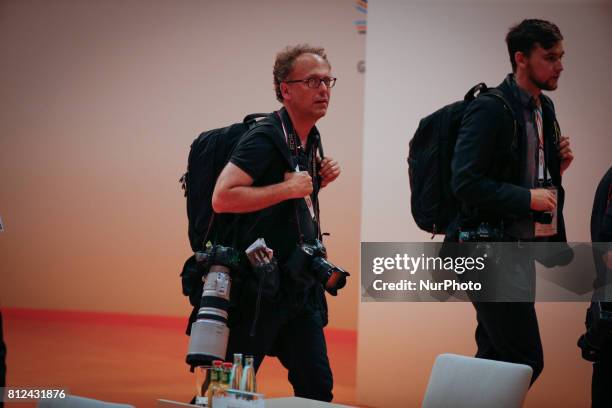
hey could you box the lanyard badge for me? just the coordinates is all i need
[534,186,558,237]
[280,112,317,222]
[533,105,558,237]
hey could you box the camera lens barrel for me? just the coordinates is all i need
[311,257,349,295]
[186,265,232,367]
[202,267,231,301]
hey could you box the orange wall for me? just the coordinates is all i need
[0,0,364,331]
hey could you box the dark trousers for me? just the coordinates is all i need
[225,297,333,402]
[1,312,6,408]
[592,360,612,407]
[472,302,544,385]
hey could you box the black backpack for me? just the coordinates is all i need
[407,83,515,236]
[180,113,268,252]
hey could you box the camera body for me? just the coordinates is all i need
[533,180,555,224]
[458,223,504,243]
[194,245,242,270]
[186,245,242,367]
[578,302,612,362]
[533,211,554,224]
[297,239,350,296]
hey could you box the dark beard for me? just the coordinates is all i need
[530,74,557,91]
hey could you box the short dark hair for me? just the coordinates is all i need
[506,19,563,72]
[273,44,330,103]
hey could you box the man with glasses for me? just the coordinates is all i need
[212,44,340,401]
[447,19,573,384]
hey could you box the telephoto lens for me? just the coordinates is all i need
[186,264,232,367]
[187,245,243,367]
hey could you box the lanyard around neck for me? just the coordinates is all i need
[276,110,322,242]
[534,104,551,184]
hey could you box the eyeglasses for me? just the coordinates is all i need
[284,76,337,89]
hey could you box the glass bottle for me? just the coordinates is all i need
[230,353,243,390]
[219,362,233,395]
[240,355,256,393]
[207,360,223,407]
[195,366,211,406]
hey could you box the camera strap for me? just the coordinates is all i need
[202,212,215,248]
[202,211,243,249]
[276,111,323,244]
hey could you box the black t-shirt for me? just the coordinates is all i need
[591,167,612,291]
[229,108,320,263]
[592,167,612,242]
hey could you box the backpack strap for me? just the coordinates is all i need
[243,113,268,124]
[204,113,269,249]
[464,83,517,147]
[464,82,488,101]
[312,133,324,241]
[482,88,518,152]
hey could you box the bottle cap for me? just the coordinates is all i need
[213,360,223,367]
[222,362,233,369]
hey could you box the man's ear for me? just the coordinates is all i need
[515,51,528,70]
[280,82,291,101]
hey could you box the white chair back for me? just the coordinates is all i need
[422,353,532,408]
[37,395,135,408]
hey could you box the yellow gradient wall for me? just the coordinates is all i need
[0,0,364,331]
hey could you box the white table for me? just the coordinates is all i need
[157,397,356,408]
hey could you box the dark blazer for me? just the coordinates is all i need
[448,74,567,242]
